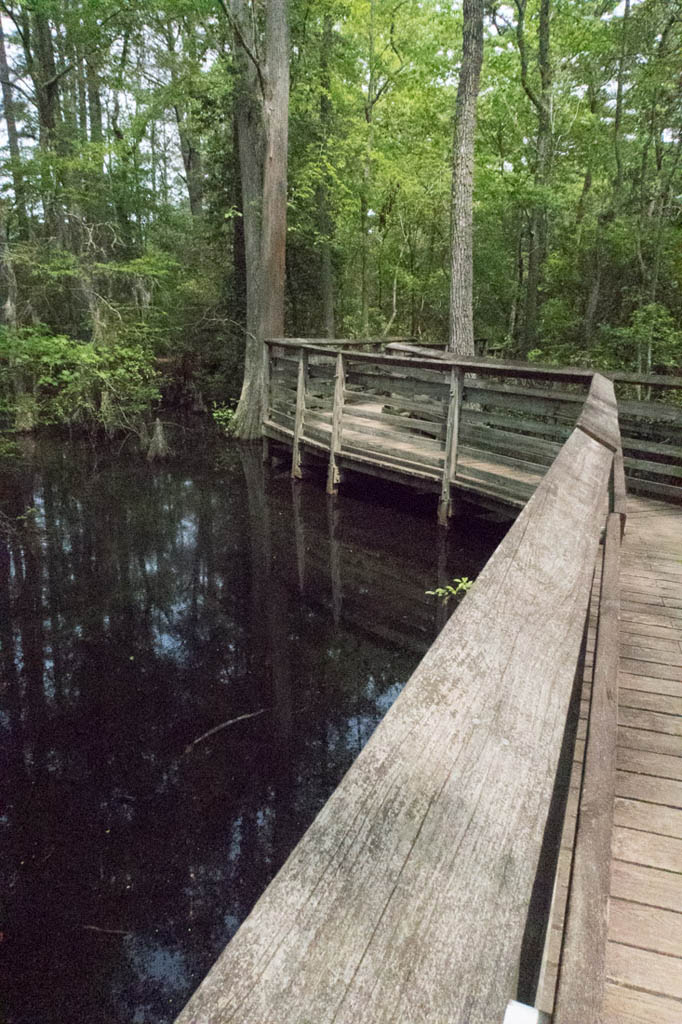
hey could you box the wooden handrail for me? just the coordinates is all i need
[269,335,415,348]
[385,341,682,390]
[269,337,682,389]
[553,509,622,1024]
[267,338,594,383]
[177,376,622,1024]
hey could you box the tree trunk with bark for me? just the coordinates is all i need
[448,0,485,355]
[318,16,335,338]
[231,0,290,441]
[0,20,29,238]
[513,0,552,353]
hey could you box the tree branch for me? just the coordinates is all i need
[513,0,542,113]
[0,75,33,105]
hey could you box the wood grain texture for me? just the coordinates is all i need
[611,859,682,913]
[554,514,621,1024]
[607,942,682,1000]
[291,348,308,479]
[175,428,611,1024]
[326,352,345,495]
[438,367,463,524]
[576,373,621,452]
[614,797,682,839]
[603,982,682,1024]
[609,898,682,956]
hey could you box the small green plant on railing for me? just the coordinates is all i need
[212,402,236,436]
[426,576,474,603]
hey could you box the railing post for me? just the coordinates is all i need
[438,366,463,526]
[326,352,345,495]
[291,346,308,479]
[262,340,272,463]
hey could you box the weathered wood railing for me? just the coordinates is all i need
[262,339,682,517]
[176,375,627,1023]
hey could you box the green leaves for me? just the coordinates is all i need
[426,576,474,603]
[0,325,160,434]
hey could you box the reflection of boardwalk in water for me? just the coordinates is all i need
[248,446,503,657]
[177,357,682,1024]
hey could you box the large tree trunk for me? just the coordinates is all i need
[0,20,29,238]
[176,112,205,218]
[518,0,552,354]
[448,0,485,355]
[259,0,290,340]
[232,0,290,441]
[318,16,335,338]
[230,0,265,439]
[232,111,247,332]
[26,9,67,243]
[0,203,18,326]
[86,59,104,144]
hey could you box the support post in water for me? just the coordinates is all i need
[438,366,463,526]
[291,347,309,479]
[326,352,345,495]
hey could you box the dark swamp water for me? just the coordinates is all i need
[0,430,509,1024]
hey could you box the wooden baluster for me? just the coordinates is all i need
[326,352,345,495]
[291,347,309,479]
[438,367,463,526]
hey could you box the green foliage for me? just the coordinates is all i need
[211,402,237,436]
[0,436,19,461]
[0,0,679,412]
[0,326,160,435]
[426,576,474,604]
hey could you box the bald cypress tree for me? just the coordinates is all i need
[448,0,485,355]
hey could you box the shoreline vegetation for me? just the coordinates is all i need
[0,1,678,449]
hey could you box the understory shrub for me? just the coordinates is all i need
[0,325,161,435]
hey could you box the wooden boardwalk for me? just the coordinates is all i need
[263,339,682,519]
[605,495,682,1023]
[175,350,682,1024]
[537,494,682,1022]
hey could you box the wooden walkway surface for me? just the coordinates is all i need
[605,495,682,1023]
[538,494,682,1022]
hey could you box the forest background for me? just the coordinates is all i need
[0,0,679,441]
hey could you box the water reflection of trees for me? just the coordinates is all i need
[0,439,504,1024]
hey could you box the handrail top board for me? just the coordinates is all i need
[268,339,411,352]
[385,342,682,390]
[266,337,682,390]
[268,340,592,385]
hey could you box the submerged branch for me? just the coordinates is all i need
[183,707,269,754]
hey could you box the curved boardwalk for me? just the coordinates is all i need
[177,348,682,1024]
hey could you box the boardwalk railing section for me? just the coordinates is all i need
[262,338,682,516]
[176,372,643,1022]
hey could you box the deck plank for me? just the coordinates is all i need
[603,496,682,1022]
[603,982,682,1024]
[546,495,682,1023]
